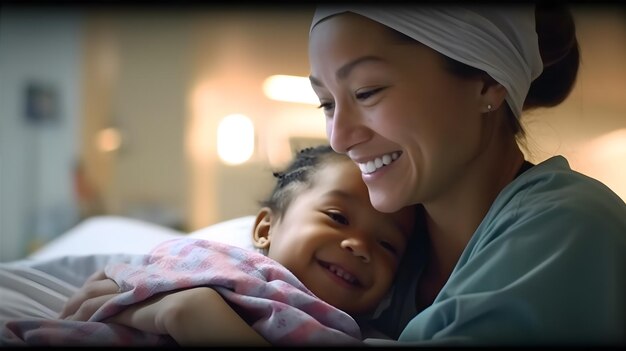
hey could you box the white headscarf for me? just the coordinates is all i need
[310,5,543,119]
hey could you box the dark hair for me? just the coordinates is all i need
[448,4,579,138]
[388,4,580,140]
[525,3,579,110]
[260,145,347,218]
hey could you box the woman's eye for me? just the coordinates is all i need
[317,101,335,112]
[327,212,349,225]
[355,87,384,101]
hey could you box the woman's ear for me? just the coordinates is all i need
[479,76,508,113]
[252,207,273,250]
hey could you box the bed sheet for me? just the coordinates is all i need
[1,215,257,323]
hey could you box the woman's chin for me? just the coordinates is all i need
[369,190,404,214]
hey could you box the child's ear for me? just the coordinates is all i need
[252,207,273,250]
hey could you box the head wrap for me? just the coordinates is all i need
[310,5,543,119]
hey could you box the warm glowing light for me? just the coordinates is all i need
[571,128,626,203]
[594,128,626,159]
[95,127,122,152]
[262,75,319,105]
[217,114,255,165]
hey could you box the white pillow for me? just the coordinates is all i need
[27,215,258,261]
[188,215,258,252]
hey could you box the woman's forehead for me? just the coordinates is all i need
[308,14,407,83]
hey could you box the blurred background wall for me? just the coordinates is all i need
[0,4,624,262]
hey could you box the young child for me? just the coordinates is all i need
[251,144,415,317]
[48,145,416,346]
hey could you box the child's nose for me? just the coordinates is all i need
[340,237,371,263]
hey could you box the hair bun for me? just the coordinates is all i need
[524,3,580,110]
[535,3,577,68]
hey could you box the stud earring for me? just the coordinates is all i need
[487,104,492,111]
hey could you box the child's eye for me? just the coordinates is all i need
[326,211,349,225]
[379,240,398,256]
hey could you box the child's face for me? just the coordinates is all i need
[264,159,414,315]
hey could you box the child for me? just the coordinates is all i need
[251,144,414,318]
[41,145,416,346]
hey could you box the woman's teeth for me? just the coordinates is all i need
[358,152,400,174]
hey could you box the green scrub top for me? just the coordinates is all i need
[368,156,626,346]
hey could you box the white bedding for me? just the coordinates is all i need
[28,215,258,261]
[0,215,257,325]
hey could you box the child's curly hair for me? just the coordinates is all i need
[259,145,347,219]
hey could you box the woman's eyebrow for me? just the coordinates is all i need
[309,55,387,87]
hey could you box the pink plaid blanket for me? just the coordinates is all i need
[1,238,363,346]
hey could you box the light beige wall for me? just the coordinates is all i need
[186,7,320,229]
[83,10,190,229]
[83,7,321,231]
[81,13,117,220]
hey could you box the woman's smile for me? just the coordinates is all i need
[355,151,401,175]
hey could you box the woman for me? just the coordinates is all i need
[307,3,625,346]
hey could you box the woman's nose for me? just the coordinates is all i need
[340,238,371,263]
[327,105,372,154]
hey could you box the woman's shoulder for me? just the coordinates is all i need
[525,155,622,198]
[473,155,626,249]
[495,155,625,222]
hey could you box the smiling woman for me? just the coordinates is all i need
[306,3,626,346]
